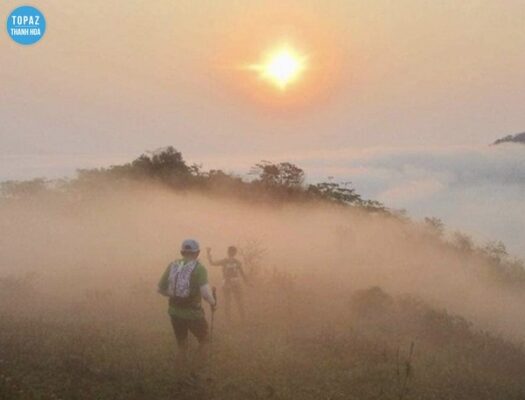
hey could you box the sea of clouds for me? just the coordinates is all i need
[1,143,523,257]
[295,144,525,257]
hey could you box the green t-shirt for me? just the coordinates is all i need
[158,259,209,320]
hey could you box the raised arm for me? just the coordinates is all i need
[206,247,224,266]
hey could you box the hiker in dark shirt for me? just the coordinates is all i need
[206,246,248,323]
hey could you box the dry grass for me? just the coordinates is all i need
[1,281,524,400]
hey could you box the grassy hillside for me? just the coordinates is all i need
[1,147,525,399]
[1,284,525,400]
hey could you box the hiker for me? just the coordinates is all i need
[206,246,248,323]
[158,239,216,363]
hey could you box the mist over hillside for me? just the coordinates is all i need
[1,147,525,399]
[283,144,525,258]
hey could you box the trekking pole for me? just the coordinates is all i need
[210,286,217,343]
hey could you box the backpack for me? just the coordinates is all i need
[167,260,198,305]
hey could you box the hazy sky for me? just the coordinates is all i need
[1,1,524,253]
[2,1,525,163]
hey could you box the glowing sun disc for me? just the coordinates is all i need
[250,47,307,89]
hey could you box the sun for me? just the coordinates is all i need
[249,46,307,90]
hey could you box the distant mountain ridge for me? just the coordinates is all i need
[493,132,525,145]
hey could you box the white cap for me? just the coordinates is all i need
[181,239,200,253]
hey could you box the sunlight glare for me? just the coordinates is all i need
[250,46,307,90]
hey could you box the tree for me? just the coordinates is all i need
[451,231,474,253]
[424,217,445,237]
[482,240,508,263]
[307,180,362,205]
[251,161,305,187]
[0,179,47,199]
[131,146,190,178]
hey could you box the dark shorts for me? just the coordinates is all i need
[170,316,209,346]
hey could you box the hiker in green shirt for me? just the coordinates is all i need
[206,245,248,323]
[158,239,216,362]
